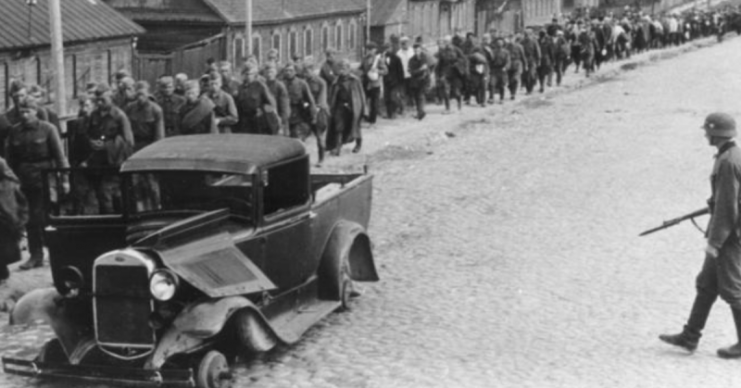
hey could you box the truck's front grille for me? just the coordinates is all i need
[94,265,155,347]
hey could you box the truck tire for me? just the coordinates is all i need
[196,350,232,388]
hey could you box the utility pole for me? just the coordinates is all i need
[366,0,371,46]
[48,0,67,130]
[245,0,252,59]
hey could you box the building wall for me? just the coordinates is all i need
[522,0,561,27]
[407,0,476,45]
[0,38,134,113]
[226,14,364,71]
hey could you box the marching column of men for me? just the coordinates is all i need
[0,4,736,282]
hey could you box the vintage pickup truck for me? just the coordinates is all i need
[2,134,378,388]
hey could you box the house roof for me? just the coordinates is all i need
[371,0,406,26]
[202,0,367,25]
[0,0,144,52]
[122,134,307,174]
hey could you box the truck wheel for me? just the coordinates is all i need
[236,310,277,353]
[37,339,67,363]
[196,350,232,388]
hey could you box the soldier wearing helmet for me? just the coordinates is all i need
[660,112,741,359]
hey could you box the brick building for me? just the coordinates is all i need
[104,0,367,84]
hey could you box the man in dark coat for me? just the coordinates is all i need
[176,81,217,135]
[382,42,405,119]
[537,30,555,93]
[660,113,741,359]
[435,35,468,112]
[235,63,277,134]
[505,35,526,100]
[327,59,366,156]
[467,48,489,107]
[301,61,330,166]
[520,28,541,95]
[5,99,69,270]
[204,72,239,134]
[155,76,186,137]
[408,43,430,120]
[263,63,291,136]
[490,37,511,103]
[283,63,316,141]
[124,81,165,152]
[0,157,28,284]
[553,30,571,86]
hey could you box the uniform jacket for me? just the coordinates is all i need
[490,47,511,73]
[285,77,316,125]
[408,54,430,90]
[235,79,277,134]
[538,37,556,68]
[155,93,186,136]
[520,37,542,68]
[124,99,165,150]
[5,118,69,188]
[87,106,135,167]
[505,42,526,73]
[320,60,339,87]
[435,45,468,80]
[265,79,291,132]
[208,90,239,132]
[708,141,741,249]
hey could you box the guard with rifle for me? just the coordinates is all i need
[656,112,741,358]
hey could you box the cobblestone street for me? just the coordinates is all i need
[3,36,741,388]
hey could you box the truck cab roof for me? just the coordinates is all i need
[121,134,307,174]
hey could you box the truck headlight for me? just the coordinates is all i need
[149,270,179,301]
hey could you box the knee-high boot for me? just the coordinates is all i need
[659,290,717,352]
[717,307,741,358]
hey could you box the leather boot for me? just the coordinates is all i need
[352,138,362,154]
[659,291,716,352]
[717,307,741,359]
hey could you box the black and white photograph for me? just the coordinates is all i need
[1,0,741,387]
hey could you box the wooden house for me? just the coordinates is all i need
[371,0,477,46]
[0,0,144,112]
[104,0,367,84]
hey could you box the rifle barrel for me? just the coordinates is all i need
[639,207,709,237]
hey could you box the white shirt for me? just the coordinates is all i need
[397,46,415,79]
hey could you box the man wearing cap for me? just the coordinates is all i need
[235,63,277,134]
[204,72,239,134]
[263,63,291,136]
[660,112,741,359]
[520,28,541,95]
[4,81,51,128]
[174,73,189,97]
[218,61,241,98]
[155,76,186,137]
[360,42,388,125]
[435,35,468,112]
[327,59,366,155]
[489,37,511,103]
[124,81,165,152]
[5,99,69,270]
[176,81,217,135]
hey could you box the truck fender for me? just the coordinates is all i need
[318,221,379,300]
[10,288,88,359]
[147,296,272,369]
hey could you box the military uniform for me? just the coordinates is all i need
[155,92,186,137]
[208,89,239,134]
[124,99,165,152]
[265,79,290,136]
[505,41,526,99]
[520,35,541,94]
[235,80,276,135]
[5,114,69,266]
[660,113,741,359]
[305,74,329,165]
[284,76,316,140]
[489,45,511,102]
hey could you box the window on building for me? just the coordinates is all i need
[335,23,343,51]
[322,24,330,51]
[252,35,262,63]
[234,36,245,61]
[304,28,313,57]
[289,30,298,59]
[348,21,356,50]
[272,33,282,62]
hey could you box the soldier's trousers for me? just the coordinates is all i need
[409,86,426,118]
[507,68,521,98]
[696,234,741,310]
[365,87,381,124]
[384,84,403,118]
[490,70,508,101]
[21,187,44,259]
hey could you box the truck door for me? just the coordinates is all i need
[44,168,128,292]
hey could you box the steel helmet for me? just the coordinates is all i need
[703,112,737,137]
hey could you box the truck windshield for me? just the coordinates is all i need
[126,171,254,219]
